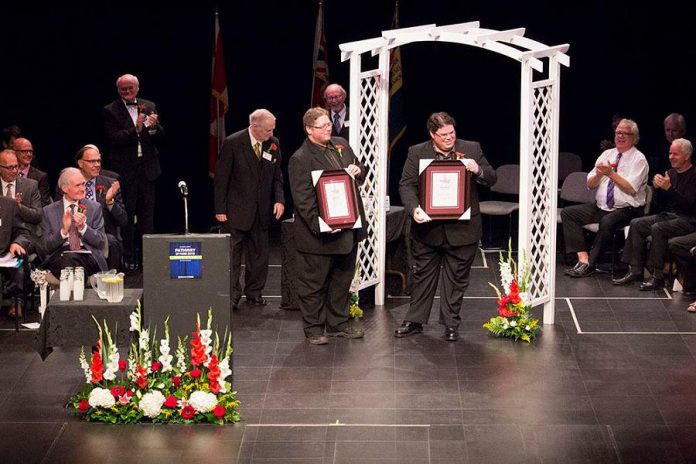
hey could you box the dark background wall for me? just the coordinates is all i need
[2,1,694,234]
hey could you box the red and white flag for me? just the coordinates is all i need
[209,11,228,177]
[310,1,329,107]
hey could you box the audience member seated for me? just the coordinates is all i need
[11,137,51,206]
[669,234,696,296]
[41,168,108,279]
[649,113,687,180]
[0,149,45,258]
[562,119,648,277]
[0,196,30,319]
[613,138,696,290]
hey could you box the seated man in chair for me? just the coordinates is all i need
[562,119,648,277]
[0,196,30,318]
[41,168,108,279]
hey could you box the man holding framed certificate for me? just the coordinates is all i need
[396,112,497,341]
[288,107,367,345]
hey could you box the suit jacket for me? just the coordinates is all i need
[41,198,108,271]
[288,137,367,255]
[14,176,43,236]
[330,106,350,139]
[214,129,285,231]
[26,166,51,206]
[103,98,164,182]
[399,139,497,247]
[0,197,30,255]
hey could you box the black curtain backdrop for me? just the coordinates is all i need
[2,1,695,234]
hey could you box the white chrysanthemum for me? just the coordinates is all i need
[188,391,218,413]
[103,349,120,381]
[218,358,232,393]
[129,310,139,332]
[139,390,166,418]
[139,329,150,351]
[158,339,173,372]
[88,388,115,408]
[79,350,92,383]
[502,318,510,329]
[525,325,531,331]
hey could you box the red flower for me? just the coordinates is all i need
[207,354,221,394]
[118,359,127,371]
[151,361,161,372]
[164,396,178,409]
[270,142,279,152]
[96,185,105,196]
[90,341,103,384]
[213,405,225,419]
[455,151,466,159]
[335,144,344,154]
[190,326,208,366]
[172,376,181,387]
[138,104,147,113]
[78,400,89,413]
[189,368,202,379]
[181,405,195,420]
[135,364,148,389]
[110,385,125,398]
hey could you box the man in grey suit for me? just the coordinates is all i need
[288,107,367,345]
[12,137,52,206]
[395,112,497,341]
[41,168,108,277]
[0,149,44,259]
[214,109,285,309]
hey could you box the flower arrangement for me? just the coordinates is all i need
[348,266,363,319]
[484,243,540,342]
[70,304,239,424]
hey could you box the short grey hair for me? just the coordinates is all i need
[116,73,139,88]
[58,167,84,188]
[249,109,275,125]
[671,138,693,157]
[619,118,640,144]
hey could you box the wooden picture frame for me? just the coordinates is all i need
[315,169,361,230]
[419,160,472,219]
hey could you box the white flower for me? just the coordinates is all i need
[129,310,139,332]
[103,349,120,381]
[200,329,213,366]
[79,349,92,384]
[502,318,510,329]
[139,329,150,351]
[188,391,218,413]
[139,390,166,418]
[510,320,518,327]
[158,339,173,373]
[218,358,232,393]
[176,341,187,374]
[88,388,115,408]
[525,325,531,331]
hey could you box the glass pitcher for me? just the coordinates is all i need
[89,269,117,299]
[104,273,125,303]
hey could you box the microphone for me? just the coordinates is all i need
[178,181,188,196]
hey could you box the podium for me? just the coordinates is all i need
[143,234,231,342]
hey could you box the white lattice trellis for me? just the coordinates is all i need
[340,22,569,324]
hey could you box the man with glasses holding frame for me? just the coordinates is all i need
[395,112,496,341]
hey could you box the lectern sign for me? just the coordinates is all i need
[169,242,202,279]
[419,159,472,220]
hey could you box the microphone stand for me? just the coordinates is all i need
[181,191,189,235]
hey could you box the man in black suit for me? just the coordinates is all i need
[103,73,164,269]
[0,149,44,260]
[12,137,51,206]
[214,109,285,309]
[0,196,30,318]
[74,144,127,270]
[323,84,349,139]
[288,107,367,345]
[41,168,108,278]
[395,112,497,341]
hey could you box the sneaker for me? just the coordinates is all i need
[306,334,329,345]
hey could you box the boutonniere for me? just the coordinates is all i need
[269,142,279,152]
[137,104,147,114]
[610,162,618,171]
[335,144,344,155]
[455,151,466,159]
[96,185,105,196]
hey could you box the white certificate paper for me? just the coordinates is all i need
[431,172,460,208]
[325,181,350,218]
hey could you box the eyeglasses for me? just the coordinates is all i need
[312,123,332,130]
[615,131,633,137]
[434,130,456,139]
[0,164,19,170]
[14,149,33,154]
[81,159,102,164]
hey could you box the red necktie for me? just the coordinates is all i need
[68,204,81,251]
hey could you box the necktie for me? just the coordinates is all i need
[333,113,342,135]
[253,142,261,159]
[5,183,13,198]
[436,151,456,161]
[68,204,81,251]
[606,152,623,209]
[85,179,94,201]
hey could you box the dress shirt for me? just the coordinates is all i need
[331,106,347,131]
[123,100,144,158]
[590,146,648,210]
[1,179,15,198]
[248,128,262,156]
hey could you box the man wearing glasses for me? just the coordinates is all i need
[395,112,496,341]
[11,137,51,206]
[562,119,648,277]
[288,107,366,345]
[214,109,285,310]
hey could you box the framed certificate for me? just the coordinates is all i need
[419,160,472,219]
[313,169,361,231]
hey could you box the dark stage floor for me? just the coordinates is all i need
[2,248,696,463]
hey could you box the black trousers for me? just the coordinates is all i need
[229,219,269,302]
[44,246,101,280]
[561,203,642,266]
[295,246,356,337]
[122,160,156,263]
[0,266,24,299]
[622,213,696,277]
[404,238,478,328]
[669,232,696,291]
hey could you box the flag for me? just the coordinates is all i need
[209,10,228,177]
[388,0,406,157]
[310,1,329,107]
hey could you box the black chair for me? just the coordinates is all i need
[480,164,520,248]
[558,151,583,185]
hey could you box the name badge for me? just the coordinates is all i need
[262,152,273,162]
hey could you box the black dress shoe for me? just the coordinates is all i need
[444,326,458,341]
[394,321,423,338]
[246,296,267,306]
[612,272,641,286]
[564,262,583,276]
[639,277,665,291]
[566,262,596,278]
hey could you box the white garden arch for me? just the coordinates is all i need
[339,21,570,324]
